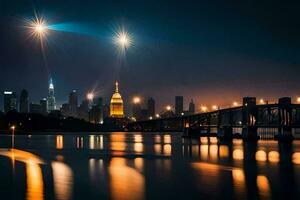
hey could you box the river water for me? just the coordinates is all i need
[0,132,300,200]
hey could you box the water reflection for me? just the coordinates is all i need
[52,161,73,200]
[0,149,44,200]
[2,133,300,199]
[111,133,126,154]
[56,135,63,149]
[257,175,271,200]
[26,162,44,200]
[109,158,145,200]
[232,169,246,199]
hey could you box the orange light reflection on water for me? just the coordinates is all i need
[56,135,63,149]
[26,162,44,200]
[52,161,73,200]
[109,158,144,200]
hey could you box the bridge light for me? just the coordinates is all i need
[233,102,238,107]
[133,97,141,104]
[212,105,218,110]
[201,106,207,112]
[259,99,265,104]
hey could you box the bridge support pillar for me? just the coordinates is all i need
[275,97,294,142]
[217,126,232,140]
[276,126,293,142]
[242,126,258,140]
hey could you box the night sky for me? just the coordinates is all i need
[1,0,300,112]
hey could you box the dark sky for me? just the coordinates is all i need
[1,0,300,112]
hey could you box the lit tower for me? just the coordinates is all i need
[47,78,56,111]
[110,81,124,118]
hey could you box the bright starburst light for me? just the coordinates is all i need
[114,29,133,51]
[24,16,49,41]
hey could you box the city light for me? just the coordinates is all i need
[155,114,160,118]
[201,106,207,112]
[212,105,218,110]
[133,97,141,104]
[166,105,172,111]
[297,97,300,103]
[25,16,49,40]
[11,125,15,130]
[114,30,132,50]
[87,92,94,100]
[232,102,238,107]
[259,99,265,104]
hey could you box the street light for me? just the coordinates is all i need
[87,92,94,101]
[133,97,141,104]
[166,105,172,111]
[10,125,15,149]
[259,99,265,104]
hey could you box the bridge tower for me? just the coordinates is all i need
[277,97,293,141]
[242,97,258,140]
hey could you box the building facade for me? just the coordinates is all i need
[4,91,17,113]
[147,97,155,118]
[19,89,29,113]
[189,99,195,114]
[110,82,124,118]
[47,78,56,112]
[175,96,183,115]
[69,90,78,117]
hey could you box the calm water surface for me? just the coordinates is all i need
[0,132,300,200]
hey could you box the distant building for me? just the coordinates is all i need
[132,101,142,120]
[78,100,89,121]
[40,98,48,115]
[89,97,104,124]
[140,109,149,120]
[69,90,78,117]
[103,104,110,119]
[30,103,42,114]
[175,96,183,115]
[110,82,124,118]
[47,78,56,112]
[61,103,70,117]
[147,97,155,118]
[4,91,17,113]
[19,89,29,113]
[189,99,195,114]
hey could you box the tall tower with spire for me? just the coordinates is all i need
[47,78,56,111]
[110,81,124,118]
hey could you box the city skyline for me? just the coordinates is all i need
[1,1,300,112]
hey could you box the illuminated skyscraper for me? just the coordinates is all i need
[69,90,78,117]
[110,82,124,118]
[47,78,56,111]
[3,91,17,113]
